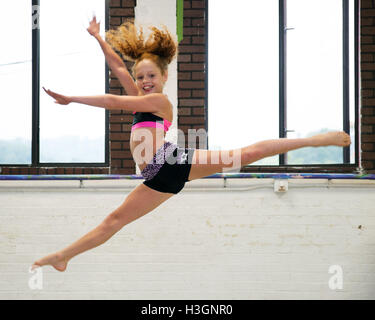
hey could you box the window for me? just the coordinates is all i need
[208,0,279,165]
[0,2,32,164]
[0,0,108,166]
[285,0,356,165]
[207,0,358,166]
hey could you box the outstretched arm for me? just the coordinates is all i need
[43,87,167,113]
[87,16,140,96]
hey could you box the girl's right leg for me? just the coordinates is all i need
[188,131,351,181]
[31,183,174,272]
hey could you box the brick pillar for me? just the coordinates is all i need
[361,0,375,173]
[108,0,136,174]
[177,0,207,148]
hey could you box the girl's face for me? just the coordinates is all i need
[134,59,168,95]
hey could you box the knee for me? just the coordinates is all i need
[102,211,124,233]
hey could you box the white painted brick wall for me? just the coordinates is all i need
[0,178,374,299]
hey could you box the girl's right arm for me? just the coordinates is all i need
[43,87,169,114]
[87,17,140,96]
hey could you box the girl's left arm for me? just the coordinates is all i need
[43,87,167,113]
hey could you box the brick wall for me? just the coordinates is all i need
[361,0,375,173]
[108,0,136,174]
[177,0,207,147]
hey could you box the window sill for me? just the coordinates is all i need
[241,164,360,174]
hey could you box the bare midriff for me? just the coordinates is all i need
[130,127,168,172]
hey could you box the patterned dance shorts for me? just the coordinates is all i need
[141,141,195,194]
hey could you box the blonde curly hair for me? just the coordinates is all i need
[105,21,178,76]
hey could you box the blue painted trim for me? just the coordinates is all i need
[0,173,375,181]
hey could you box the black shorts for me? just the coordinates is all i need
[141,142,195,194]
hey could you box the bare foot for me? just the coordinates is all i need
[310,131,351,147]
[31,252,68,272]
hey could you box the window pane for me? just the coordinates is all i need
[286,0,344,164]
[0,2,32,164]
[208,0,279,166]
[40,0,106,163]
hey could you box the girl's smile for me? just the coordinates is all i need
[135,59,168,95]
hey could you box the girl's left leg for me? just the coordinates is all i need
[31,183,174,272]
[188,131,351,181]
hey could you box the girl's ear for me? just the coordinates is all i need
[163,70,168,83]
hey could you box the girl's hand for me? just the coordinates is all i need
[87,16,100,37]
[43,87,71,105]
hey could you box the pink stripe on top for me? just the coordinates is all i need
[131,120,172,132]
[164,119,172,131]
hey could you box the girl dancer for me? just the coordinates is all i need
[32,17,351,271]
